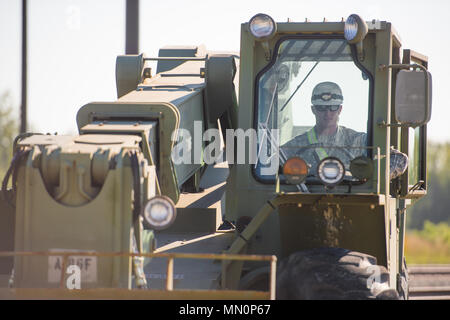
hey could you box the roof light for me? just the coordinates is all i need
[344,14,368,44]
[249,13,277,40]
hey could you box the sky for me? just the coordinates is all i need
[0,0,449,142]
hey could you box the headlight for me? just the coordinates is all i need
[143,196,176,230]
[344,15,358,42]
[344,14,368,44]
[317,157,345,186]
[350,156,373,180]
[283,157,309,184]
[249,13,276,40]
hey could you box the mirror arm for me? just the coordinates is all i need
[378,63,427,72]
[377,121,411,128]
[378,63,430,127]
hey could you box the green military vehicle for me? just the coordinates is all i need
[0,14,432,299]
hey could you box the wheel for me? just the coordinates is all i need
[239,266,271,291]
[276,247,399,300]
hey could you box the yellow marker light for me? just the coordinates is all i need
[283,157,309,184]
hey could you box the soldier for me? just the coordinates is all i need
[282,81,366,173]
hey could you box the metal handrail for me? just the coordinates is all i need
[144,57,206,61]
[0,250,277,298]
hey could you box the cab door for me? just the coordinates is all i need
[399,49,429,199]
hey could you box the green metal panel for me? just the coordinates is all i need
[77,58,212,204]
[224,20,406,291]
[157,46,205,73]
[77,101,180,203]
[275,21,345,34]
[116,54,144,98]
[174,92,205,187]
[13,149,135,288]
[373,23,393,195]
[277,203,387,266]
[2,16,431,297]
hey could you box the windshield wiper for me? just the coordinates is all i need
[279,61,320,112]
[257,122,309,193]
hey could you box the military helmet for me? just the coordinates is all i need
[311,82,343,106]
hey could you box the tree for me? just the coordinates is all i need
[0,91,18,180]
[407,142,450,229]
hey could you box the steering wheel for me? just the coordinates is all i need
[288,143,356,177]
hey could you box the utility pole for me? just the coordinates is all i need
[20,0,27,133]
[125,0,139,54]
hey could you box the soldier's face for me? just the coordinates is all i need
[312,105,342,127]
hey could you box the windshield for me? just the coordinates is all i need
[255,37,371,183]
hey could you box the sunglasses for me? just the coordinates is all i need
[313,105,340,112]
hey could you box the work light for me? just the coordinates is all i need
[143,196,177,230]
[317,157,345,186]
[249,13,276,40]
[350,156,373,180]
[344,14,368,44]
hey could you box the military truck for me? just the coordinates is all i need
[0,14,432,299]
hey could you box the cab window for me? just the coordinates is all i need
[254,37,372,182]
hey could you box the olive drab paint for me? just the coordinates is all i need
[0,15,431,299]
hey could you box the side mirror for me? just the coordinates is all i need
[395,69,432,126]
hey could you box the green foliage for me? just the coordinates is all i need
[405,221,450,264]
[407,142,450,229]
[414,221,450,246]
[0,92,18,181]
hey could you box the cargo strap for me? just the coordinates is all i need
[306,127,328,160]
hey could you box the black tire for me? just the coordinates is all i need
[276,247,399,300]
[239,267,271,291]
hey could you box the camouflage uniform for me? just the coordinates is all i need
[280,80,408,179]
[282,125,367,174]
